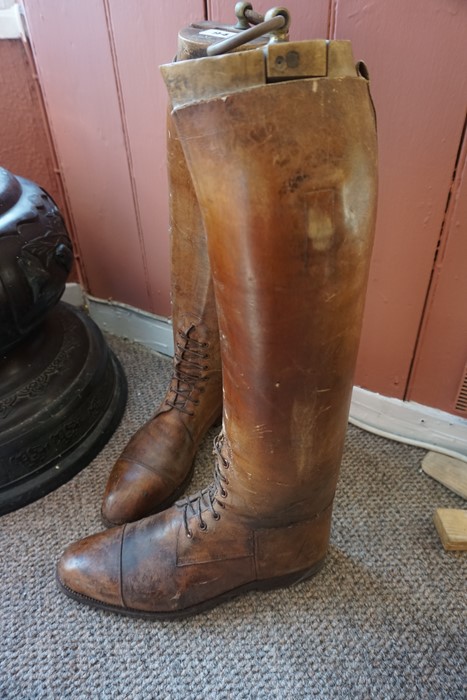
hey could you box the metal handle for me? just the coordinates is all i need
[235,3,265,28]
[207,7,291,57]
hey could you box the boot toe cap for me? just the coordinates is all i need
[101,458,174,526]
[57,527,125,609]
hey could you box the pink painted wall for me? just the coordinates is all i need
[334,0,467,399]
[0,40,60,203]
[0,38,79,281]
[101,0,206,315]
[6,1,467,414]
[407,126,467,415]
[22,0,206,313]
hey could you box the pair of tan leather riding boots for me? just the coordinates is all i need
[57,11,377,619]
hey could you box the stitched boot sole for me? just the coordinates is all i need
[56,558,326,620]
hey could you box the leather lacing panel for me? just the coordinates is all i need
[165,325,210,416]
[176,433,229,537]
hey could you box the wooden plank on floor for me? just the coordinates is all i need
[434,509,467,551]
[422,451,467,500]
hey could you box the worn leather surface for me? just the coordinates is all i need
[100,32,225,527]
[177,77,377,524]
[59,40,378,616]
[58,492,332,614]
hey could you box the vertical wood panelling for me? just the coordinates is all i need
[407,126,467,413]
[331,0,467,397]
[104,0,206,317]
[207,0,330,39]
[0,40,61,206]
[0,38,81,282]
[22,0,150,310]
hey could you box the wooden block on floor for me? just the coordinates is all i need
[422,451,467,500]
[434,509,467,551]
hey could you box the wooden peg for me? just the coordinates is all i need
[434,509,467,551]
[422,452,467,500]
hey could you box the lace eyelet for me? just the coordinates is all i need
[221,488,228,498]
[213,512,221,521]
[199,522,208,532]
[186,529,193,539]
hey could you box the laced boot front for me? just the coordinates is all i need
[176,433,230,537]
[165,325,212,416]
[101,320,221,526]
[58,431,331,617]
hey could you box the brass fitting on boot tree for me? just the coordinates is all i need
[207,6,291,56]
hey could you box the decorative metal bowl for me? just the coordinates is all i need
[0,167,73,353]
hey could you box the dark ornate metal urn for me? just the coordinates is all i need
[0,167,127,515]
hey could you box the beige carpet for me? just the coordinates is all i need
[1,334,465,699]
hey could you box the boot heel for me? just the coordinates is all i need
[256,558,327,592]
[254,504,333,581]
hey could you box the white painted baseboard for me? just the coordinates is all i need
[0,2,25,40]
[62,283,173,356]
[63,283,467,462]
[350,387,467,463]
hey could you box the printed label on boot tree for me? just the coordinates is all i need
[199,29,237,39]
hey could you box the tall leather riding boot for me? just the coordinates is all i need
[57,34,377,617]
[101,17,270,526]
[100,45,224,527]
[101,111,222,526]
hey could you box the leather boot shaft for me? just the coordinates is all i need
[162,110,222,435]
[100,31,227,526]
[162,41,378,523]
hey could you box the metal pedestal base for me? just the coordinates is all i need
[0,302,127,515]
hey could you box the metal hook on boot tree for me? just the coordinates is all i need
[207,7,290,56]
[234,3,265,29]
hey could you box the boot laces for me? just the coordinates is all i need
[165,325,209,416]
[176,433,229,538]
